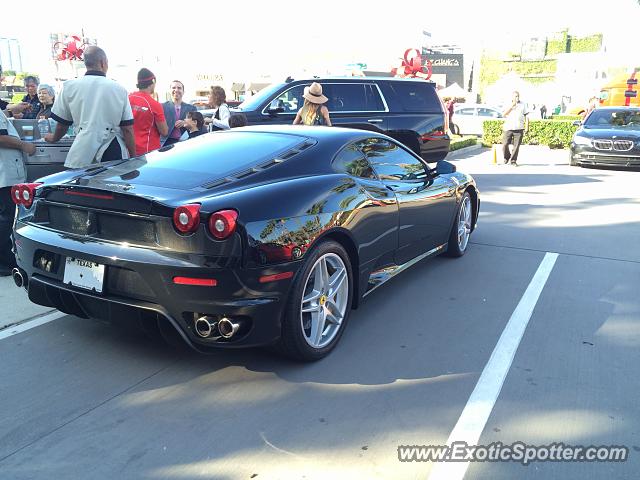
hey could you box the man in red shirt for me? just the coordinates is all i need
[129,68,168,155]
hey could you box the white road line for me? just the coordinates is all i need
[0,311,67,341]
[429,252,559,480]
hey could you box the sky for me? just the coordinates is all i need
[1,0,638,87]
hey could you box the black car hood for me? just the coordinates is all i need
[578,127,640,139]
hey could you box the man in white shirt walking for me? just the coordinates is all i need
[502,91,529,166]
[46,46,136,168]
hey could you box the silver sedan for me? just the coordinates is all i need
[452,104,503,136]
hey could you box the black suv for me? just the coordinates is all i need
[233,77,450,162]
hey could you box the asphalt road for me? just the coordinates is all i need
[1,146,638,480]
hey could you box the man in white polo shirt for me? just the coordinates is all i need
[46,46,136,168]
[0,109,35,275]
[502,91,529,166]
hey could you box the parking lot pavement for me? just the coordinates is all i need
[0,242,550,479]
[452,145,640,262]
[463,253,640,480]
[1,145,639,479]
[438,146,640,480]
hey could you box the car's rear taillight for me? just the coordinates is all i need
[11,183,42,208]
[421,130,446,142]
[208,209,238,240]
[10,185,20,205]
[173,204,201,234]
[173,276,217,286]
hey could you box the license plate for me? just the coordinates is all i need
[63,257,105,293]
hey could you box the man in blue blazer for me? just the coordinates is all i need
[161,80,197,146]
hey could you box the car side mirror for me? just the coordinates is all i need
[267,99,285,115]
[572,120,582,126]
[436,160,456,175]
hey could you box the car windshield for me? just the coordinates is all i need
[237,83,284,111]
[584,110,640,129]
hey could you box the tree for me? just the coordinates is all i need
[260,219,283,240]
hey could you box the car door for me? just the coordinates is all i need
[256,82,388,130]
[360,137,458,265]
[259,84,307,125]
[321,82,388,132]
[331,142,398,272]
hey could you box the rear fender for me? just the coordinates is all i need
[233,176,367,268]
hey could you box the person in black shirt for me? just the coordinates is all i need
[35,84,55,118]
[184,111,206,139]
[20,75,42,119]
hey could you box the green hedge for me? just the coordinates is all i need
[550,115,581,121]
[450,136,477,151]
[545,31,602,55]
[479,57,557,96]
[568,33,603,53]
[482,120,579,149]
[546,38,567,55]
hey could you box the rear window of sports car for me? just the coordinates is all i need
[125,132,306,188]
[152,132,306,172]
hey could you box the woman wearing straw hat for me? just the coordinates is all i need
[293,82,332,126]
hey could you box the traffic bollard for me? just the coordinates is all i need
[492,144,497,164]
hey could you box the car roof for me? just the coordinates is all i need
[288,76,436,84]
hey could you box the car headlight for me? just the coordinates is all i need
[573,135,592,146]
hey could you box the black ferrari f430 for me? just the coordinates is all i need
[11,126,479,360]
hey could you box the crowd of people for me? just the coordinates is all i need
[1,46,254,161]
[0,46,260,276]
[0,47,343,275]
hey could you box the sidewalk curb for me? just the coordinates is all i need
[0,310,66,340]
[0,308,57,333]
[446,143,484,159]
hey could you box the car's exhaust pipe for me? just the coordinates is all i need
[218,317,241,339]
[12,268,24,288]
[194,316,218,338]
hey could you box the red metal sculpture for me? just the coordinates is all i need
[391,48,432,80]
[53,36,88,61]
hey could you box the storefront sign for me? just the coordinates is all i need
[196,74,224,82]
[424,53,464,87]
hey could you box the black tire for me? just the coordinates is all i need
[446,192,473,258]
[569,151,578,166]
[276,240,353,361]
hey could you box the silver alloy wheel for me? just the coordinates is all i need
[300,252,349,349]
[457,195,472,252]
